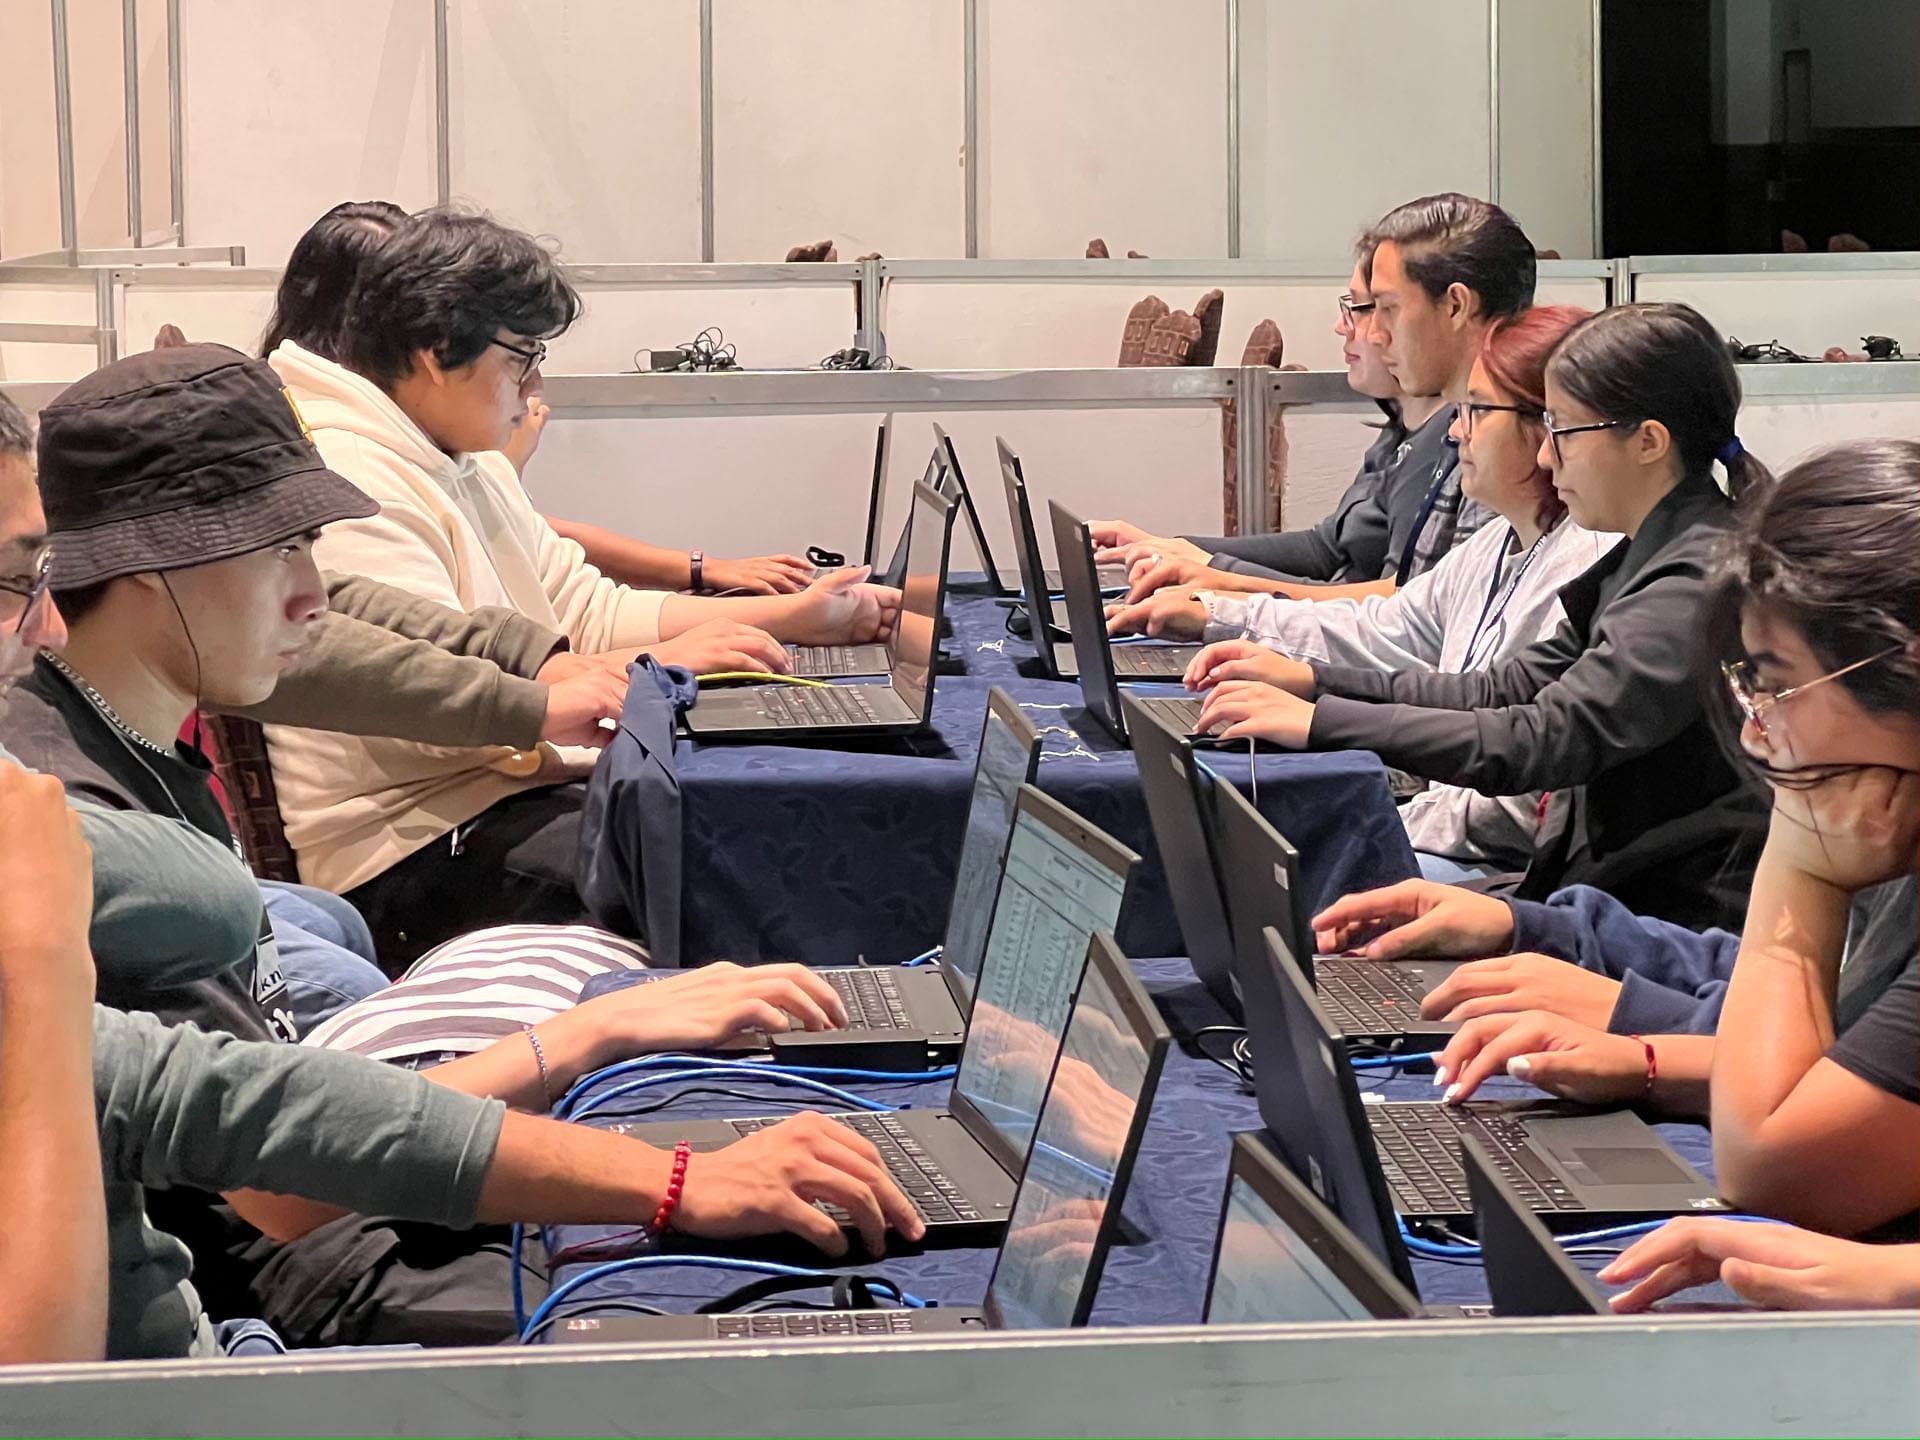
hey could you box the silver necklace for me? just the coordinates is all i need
[41,652,177,757]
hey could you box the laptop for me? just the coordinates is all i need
[762,687,1041,1070]
[1252,925,1729,1235]
[1209,777,1461,1045]
[1203,1130,1426,1324]
[1463,1140,1611,1317]
[1123,693,1243,1018]
[614,786,1140,1244]
[994,438,1129,680]
[686,477,953,739]
[787,418,909,678]
[554,929,1169,1344]
[932,423,1013,597]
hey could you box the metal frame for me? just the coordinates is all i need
[1627,251,1920,275]
[0,1313,1911,1437]
[122,0,143,249]
[1487,0,1501,204]
[167,0,184,241]
[1224,0,1241,258]
[963,0,980,259]
[1589,0,1604,258]
[50,0,79,262]
[433,0,451,204]
[699,0,716,263]
[876,257,1615,284]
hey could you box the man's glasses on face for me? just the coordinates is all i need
[0,545,52,637]
[491,337,547,385]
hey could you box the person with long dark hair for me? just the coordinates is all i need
[1195,303,1772,928]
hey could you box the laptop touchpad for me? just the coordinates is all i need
[1556,1145,1691,1186]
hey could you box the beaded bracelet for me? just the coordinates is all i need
[522,1023,555,1110]
[652,1141,692,1235]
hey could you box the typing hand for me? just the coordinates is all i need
[1124,554,1221,605]
[1419,953,1622,1027]
[673,1112,926,1257]
[1183,639,1316,695]
[1194,680,1314,747]
[704,553,816,596]
[1310,879,1518,960]
[581,961,847,1056]
[785,567,900,645]
[1094,535,1207,570]
[1433,1011,1648,1106]
[1599,1218,1920,1313]
[1104,592,1207,641]
[651,620,792,675]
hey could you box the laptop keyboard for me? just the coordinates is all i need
[788,645,877,676]
[1113,645,1194,677]
[826,969,912,1030]
[1316,961,1428,1035]
[1368,1104,1583,1214]
[713,1311,924,1340]
[730,1112,981,1225]
[1141,696,1204,733]
[755,684,885,728]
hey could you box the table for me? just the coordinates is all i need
[665,583,1417,966]
[542,957,1725,1328]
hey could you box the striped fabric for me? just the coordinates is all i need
[302,923,650,1064]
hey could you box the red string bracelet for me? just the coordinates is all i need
[652,1141,691,1235]
[1628,1034,1656,1099]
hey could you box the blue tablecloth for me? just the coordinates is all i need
[543,957,1722,1326]
[668,583,1416,967]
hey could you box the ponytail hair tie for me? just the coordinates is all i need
[1716,436,1745,465]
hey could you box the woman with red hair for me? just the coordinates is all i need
[1184,305,1612,879]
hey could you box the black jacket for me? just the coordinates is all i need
[1307,473,1767,929]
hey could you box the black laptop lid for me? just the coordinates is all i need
[860,416,894,568]
[1463,1140,1610,1317]
[949,786,1140,1178]
[1210,775,1317,995]
[1124,693,1241,1018]
[983,931,1171,1330]
[938,687,1043,1009]
[876,444,948,589]
[1203,1132,1423,1324]
[996,437,1065,638]
[933,422,1007,594]
[885,478,957,724]
[1252,927,1421,1294]
[1046,498,1127,741]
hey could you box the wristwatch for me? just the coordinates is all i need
[688,549,705,592]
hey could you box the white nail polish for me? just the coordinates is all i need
[1431,1065,1449,1088]
[1442,1083,1462,1104]
[1507,1055,1533,1080]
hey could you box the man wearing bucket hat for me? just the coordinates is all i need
[0,348,915,1348]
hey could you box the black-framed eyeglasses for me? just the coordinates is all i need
[1338,292,1377,325]
[0,545,53,637]
[491,337,547,384]
[1460,401,1544,439]
[1540,410,1641,465]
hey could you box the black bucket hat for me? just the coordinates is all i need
[35,342,377,590]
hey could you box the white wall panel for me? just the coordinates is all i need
[1634,273,1920,360]
[0,3,62,258]
[1496,0,1596,258]
[448,0,702,259]
[710,0,965,261]
[0,281,99,382]
[978,0,1229,259]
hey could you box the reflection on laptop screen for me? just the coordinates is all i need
[887,482,950,714]
[954,801,1128,1164]
[984,951,1151,1330]
[941,707,1039,1004]
[1207,1173,1380,1324]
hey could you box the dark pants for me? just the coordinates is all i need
[345,782,594,976]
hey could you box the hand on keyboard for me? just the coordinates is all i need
[652,619,792,675]
[1419,953,1622,1028]
[1433,1011,1659,1108]
[575,960,847,1058]
[1310,879,1517,961]
[676,1111,926,1257]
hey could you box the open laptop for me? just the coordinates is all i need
[615,786,1140,1244]
[802,416,892,582]
[686,477,953,739]
[1049,497,1202,686]
[994,438,1128,680]
[932,423,1013,597]
[786,418,913,678]
[1210,778,1460,1045]
[1253,925,1728,1234]
[555,929,1169,1344]
[1463,1140,1612,1317]
[1124,693,1242,1018]
[762,687,1041,1070]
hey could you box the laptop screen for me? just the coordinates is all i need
[1203,1134,1422,1325]
[940,695,1042,1006]
[1129,700,1241,1018]
[1210,776,1317,993]
[952,789,1135,1171]
[1046,498,1125,739]
[885,479,953,719]
[876,445,948,589]
[983,937,1161,1330]
[860,417,893,568]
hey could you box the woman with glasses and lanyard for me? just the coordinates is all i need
[1197,302,1773,931]
[1403,440,1920,1310]
[1181,305,1612,885]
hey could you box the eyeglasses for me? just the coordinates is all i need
[491,336,547,384]
[1338,292,1377,325]
[0,545,53,637]
[1722,644,1906,738]
[1460,401,1544,439]
[1540,411,1640,465]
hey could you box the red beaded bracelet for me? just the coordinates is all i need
[652,1140,692,1235]
[1628,1034,1657,1099]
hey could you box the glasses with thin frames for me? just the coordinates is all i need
[0,545,53,637]
[1338,292,1377,326]
[1460,401,1544,440]
[491,337,547,384]
[1722,644,1906,737]
[1540,411,1640,465]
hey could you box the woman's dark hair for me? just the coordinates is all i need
[1704,438,1920,785]
[337,207,583,389]
[1477,304,1591,529]
[1545,301,1774,500]
[259,200,407,360]
[1368,192,1537,321]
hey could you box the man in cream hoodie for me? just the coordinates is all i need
[270,208,901,963]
